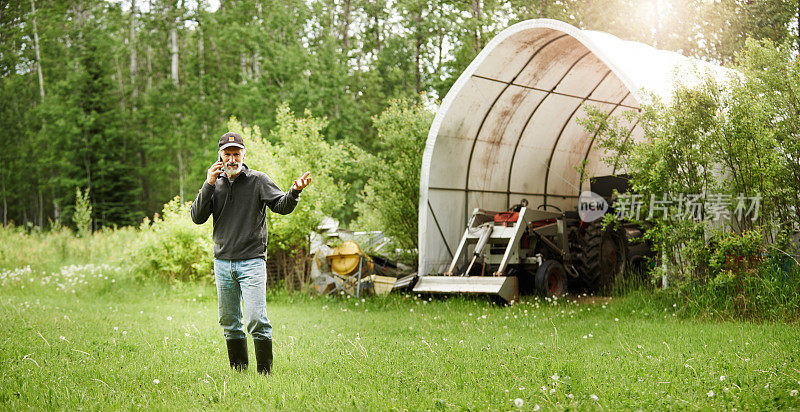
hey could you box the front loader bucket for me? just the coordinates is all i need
[412,275,519,303]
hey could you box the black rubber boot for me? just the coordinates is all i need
[225,338,248,371]
[253,338,273,375]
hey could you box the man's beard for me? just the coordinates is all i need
[225,161,242,177]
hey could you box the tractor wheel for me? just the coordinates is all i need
[535,260,568,297]
[578,221,627,291]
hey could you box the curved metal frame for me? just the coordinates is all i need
[503,52,596,209]
[542,69,612,205]
[577,91,632,192]
[462,34,569,225]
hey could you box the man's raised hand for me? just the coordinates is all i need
[292,171,311,191]
[206,161,224,185]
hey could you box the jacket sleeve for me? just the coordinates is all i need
[190,182,215,224]
[260,174,300,215]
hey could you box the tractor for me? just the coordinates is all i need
[413,177,651,302]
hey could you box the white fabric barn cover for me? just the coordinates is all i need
[418,19,730,275]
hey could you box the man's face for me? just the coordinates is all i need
[220,147,245,177]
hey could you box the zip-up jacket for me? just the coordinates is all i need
[190,164,300,260]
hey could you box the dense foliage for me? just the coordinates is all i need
[128,197,213,282]
[583,39,800,319]
[355,99,433,261]
[2,0,798,231]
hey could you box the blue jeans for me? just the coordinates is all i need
[214,258,273,341]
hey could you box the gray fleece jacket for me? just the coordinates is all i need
[190,164,300,260]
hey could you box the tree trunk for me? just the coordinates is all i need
[31,0,45,102]
[38,190,43,227]
[51,187,59,224]
[341,0,351,50]
[32,0,49,227]
[198,25,204,87]
[170,27,179,86]
[414,11,422,93]
[240,53,247,83]
[2,179,7,226]
[375,8,382,52]
[472,0,482,54]
[115,56,127,112]
[146,43,152,90]
[130,0,138,101]
[177,149,185,202]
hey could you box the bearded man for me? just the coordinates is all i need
[190,131,311,375]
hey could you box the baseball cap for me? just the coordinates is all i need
[219,132,245,150]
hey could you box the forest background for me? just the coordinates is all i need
[2,0,800,235]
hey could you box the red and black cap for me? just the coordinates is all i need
[219,132,245,150]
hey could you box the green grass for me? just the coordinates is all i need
[2,266,799,410]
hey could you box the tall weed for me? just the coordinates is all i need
[0,224,137,272]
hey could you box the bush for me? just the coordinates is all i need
[230,105,369,257]
[354,99,433,265]
[580,40,800,320]
[127,197,214,283]
[73,187,93,237]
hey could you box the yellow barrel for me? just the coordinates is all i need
[326,241,373,276]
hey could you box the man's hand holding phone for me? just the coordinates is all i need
[206,160,224,186]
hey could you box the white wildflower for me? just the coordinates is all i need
[707,390,714,397]
[590,394,599,401]
[513,398,523,408]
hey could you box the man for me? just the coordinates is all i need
[190,131,311,375]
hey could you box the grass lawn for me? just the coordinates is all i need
[1,264,799,410]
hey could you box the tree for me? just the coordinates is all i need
[355,99,433,262]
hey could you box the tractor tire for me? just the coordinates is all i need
[535,260,568,297]
[578,221,627,292]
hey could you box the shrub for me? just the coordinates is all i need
[354,99,433,264]
[580,40,800,320]
[73,187,93,237]
[230,105,369,258]
[127,197,214,283]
